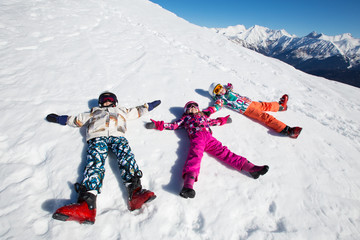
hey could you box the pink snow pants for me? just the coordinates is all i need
[183,131,249,181]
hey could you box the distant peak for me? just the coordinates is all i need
[306,31,322,38]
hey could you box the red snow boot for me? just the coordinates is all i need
[289,127,302,139]
[281,126,302,139]
[126,177,156,211]
[52,184,97,224]
[279,94,289,111]
[129,188,156,211]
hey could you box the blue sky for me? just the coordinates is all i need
[149,0,360,38]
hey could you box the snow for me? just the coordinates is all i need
[1,0,360,239]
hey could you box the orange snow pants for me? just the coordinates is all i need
[244,101,286,133]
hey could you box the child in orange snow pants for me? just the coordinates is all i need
[204,82,302,138]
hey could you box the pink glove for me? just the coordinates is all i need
[150,119,164,131]
[217,115,231,125]
[225,83,233,90]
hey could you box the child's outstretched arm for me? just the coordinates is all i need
[123,100,161,120]
[46,111,92,127]
[208,115,232,126]
[203,98,225,117]
[145,116,186,131]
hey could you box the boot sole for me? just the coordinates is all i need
[52,212,95,225]
[179,193,195,199]
[52,213,69,221]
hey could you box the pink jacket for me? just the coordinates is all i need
[152,113,229,138]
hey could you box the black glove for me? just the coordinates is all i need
[202,110,211,117]
[227,117,232,123]
[46,113,68,125]
[145,122,156,129]
[147,100,161,111]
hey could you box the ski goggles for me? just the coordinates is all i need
[100,96,116,104]
[186,103,199,109]
[213,84,223,95]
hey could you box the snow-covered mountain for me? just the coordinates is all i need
[213,25,360,87]
[1,0,360,239]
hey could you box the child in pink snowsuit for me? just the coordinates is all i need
[146,101,269,199]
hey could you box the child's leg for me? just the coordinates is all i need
[82,137,108,193]
[205,134,249,171]
[182,133,207,181]
[179,134,206,199]
[205,133,267,173]
[240,160,266,172]
[205,135,269,178]
[244,102,286,132]
[183,172,196,189]
[259,101,281,112]
[109,136,143,183]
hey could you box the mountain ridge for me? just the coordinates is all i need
[213,25,360,87]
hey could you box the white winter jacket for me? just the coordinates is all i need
[66,104,149,141]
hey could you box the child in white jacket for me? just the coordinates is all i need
[46,92,160,224]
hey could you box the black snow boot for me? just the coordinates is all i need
[249,165,269,179]
[179,187,196,199]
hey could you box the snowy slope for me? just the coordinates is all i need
[1,0,360,239]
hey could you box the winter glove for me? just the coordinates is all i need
[46,113,68,125]
[225,83,233,90]
[226,116,232,124]
[217,115,231,125]
[147,100,161,111]
[146,119,164,131]
[202,107,215,117]
[202,110,211,117]
[145,122,155,129]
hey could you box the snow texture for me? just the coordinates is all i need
[0,0,360,239]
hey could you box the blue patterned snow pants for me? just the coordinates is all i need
[81,136,143,193]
